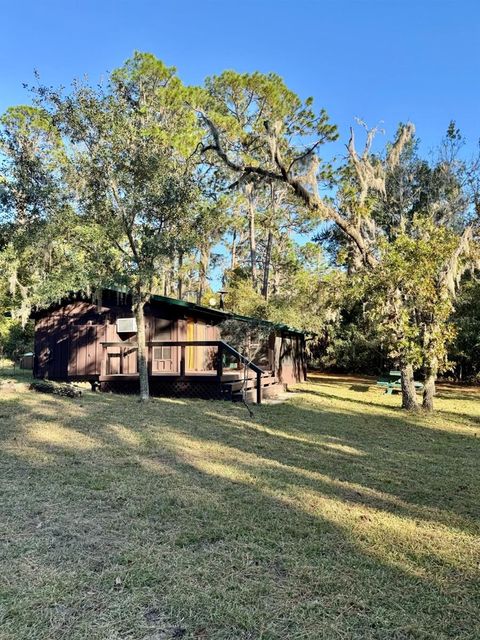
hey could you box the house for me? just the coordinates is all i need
[32,289,307,403]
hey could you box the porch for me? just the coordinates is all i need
[99,340,282,403]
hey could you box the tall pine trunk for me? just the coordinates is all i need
[262,184,276,300]
[262,230,273,300]
[422,356,438,412]
[246,185,257,289]
[230,230,237,270]
[400,363,419,411]
[197,246,210,304]
[177,252,184,300]
[133,294,149,402]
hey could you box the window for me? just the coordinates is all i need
[153,346,172,361]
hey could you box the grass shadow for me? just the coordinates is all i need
[0,373,479,638]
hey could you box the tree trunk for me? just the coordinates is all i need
[133,295,149,402]
[231,229,237,270]
[262,184,277,300]
[400,363,419,411]
[197,246,210,304]
[246,185,257,289]
[177,252,184,300]
[262,229,273,300]
[422,356,438,412]
[161,271,166,297]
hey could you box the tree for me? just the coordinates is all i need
[199,73,479,410]
[450,276,480,382]
[332,123,479,410]
[33,53,202,400]
[0,105,91,324]
[3,57,478,411]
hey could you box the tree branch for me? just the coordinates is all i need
[200,110,379,269]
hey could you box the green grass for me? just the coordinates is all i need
[0,362,479,639]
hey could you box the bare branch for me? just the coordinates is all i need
[348,126,386,204]
[199,109,378,269]
[287,139,324,174]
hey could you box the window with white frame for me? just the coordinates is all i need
[153,346,172,361]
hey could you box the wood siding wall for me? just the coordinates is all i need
[33,297,306,385]
[34,300,222,381]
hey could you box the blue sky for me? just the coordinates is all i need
[1,0,479,159]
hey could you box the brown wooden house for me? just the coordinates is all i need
[32,289,307,403]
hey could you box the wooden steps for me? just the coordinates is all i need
[221,370,283,403]
[231,384,283,404]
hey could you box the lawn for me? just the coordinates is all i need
[0,363,479,639]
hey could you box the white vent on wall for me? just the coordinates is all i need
[116,317,137,333]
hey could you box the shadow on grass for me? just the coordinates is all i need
[349,384,371,392]
[0,378,479,638]
[296,379,480,426]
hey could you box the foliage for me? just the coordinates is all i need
[449,276,480,381]
[0,317,34,359]
[358,219,459,370]
[0,105,92,321]
[31,52,203,297]
[29,379,83,397]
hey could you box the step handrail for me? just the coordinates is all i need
[218,341,263,375]
[219,341,262,403]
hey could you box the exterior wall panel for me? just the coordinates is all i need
[33,292,306,388]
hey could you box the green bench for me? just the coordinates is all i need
[376,370,424,395]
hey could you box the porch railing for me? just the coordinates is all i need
[100,340,264,403]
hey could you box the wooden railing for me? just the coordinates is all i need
[100,340,265,403]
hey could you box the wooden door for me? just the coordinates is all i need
[49,333,69,379]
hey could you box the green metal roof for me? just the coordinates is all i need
[30,286,306,336]
[147,292,305,335]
